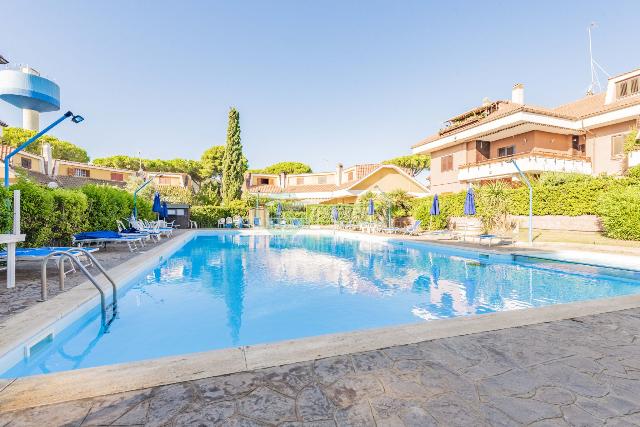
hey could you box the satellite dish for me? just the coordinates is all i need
[47,181,59,189]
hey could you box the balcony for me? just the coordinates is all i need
[458,150,592,182]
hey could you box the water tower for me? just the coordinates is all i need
[0,66,61,131]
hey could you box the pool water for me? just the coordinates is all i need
[3,232,640,378]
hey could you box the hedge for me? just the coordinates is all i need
[191,206,234,227]
[51,188,89,245]
[1,180,153,247]
[12,179,55,246]
[305,204,354,225]
[596,185,640,240]
[411,173,637,236]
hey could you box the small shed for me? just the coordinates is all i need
[166,203,191,228]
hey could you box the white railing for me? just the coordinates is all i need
[458,154,592,181]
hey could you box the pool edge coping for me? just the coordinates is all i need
[1,229,640,412]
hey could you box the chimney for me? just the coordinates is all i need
[279,172,286,188]
[512,83,524,105]
[41,143,54,176]
[335,163,343,186]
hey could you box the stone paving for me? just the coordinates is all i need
[2,307,640,426]
[0,231,185,323]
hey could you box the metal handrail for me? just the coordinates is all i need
[40,249,118,328]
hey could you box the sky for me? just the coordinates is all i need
[0,0,638,172]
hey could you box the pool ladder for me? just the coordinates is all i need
[40,248,118,329]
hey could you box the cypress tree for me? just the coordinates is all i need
[222,107,244,203]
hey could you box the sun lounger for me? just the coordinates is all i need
[478,234,500,246]
[73,231,144,252]
[130,219,172,238]
[393,220,422,236]
[0,247,99,274]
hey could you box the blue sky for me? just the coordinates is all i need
[0,1,638,172]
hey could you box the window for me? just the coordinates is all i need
[498,145,515,158]
[159,176,172,185]
[20,157,32,169]
[70,168,89,177]
[440,155,454,172]
[317,176,327,184]
[572,135,586,155]
[259,178,270,185]
[296,177,304,185]
[110,172,124,181]
[617,77,639,99]
[611,134,626,157]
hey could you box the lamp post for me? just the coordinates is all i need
[133,173,162,219]
[4,111,84,187]
[508,159,533,244]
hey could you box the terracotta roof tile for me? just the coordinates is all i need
[413,92,640,150]
[55,175,128,189]
[553,92,640,118]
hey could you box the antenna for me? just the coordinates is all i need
[587,22,610,95]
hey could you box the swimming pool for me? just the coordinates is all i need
[3,231,640,378]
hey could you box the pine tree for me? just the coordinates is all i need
[222,107,244,203]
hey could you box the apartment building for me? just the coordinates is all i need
[244,163,429,204]
[412,68,640,193]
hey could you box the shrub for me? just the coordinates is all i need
[476,181,511,233]
[387,190,415,218]
[81,184,151,231]
[627,165,640,180]
[11,179,55,246]
[157,186,196,205]
[624,129,639,153]
[225,199,250,217]
[412,191,465,230]
[351,192,388,224]
[191,206,232,227]
[51,188,89,245]
[597,185,640,240]
[0,186,13,233]
[508,174,613,216]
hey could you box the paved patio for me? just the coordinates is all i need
[1,307,639,426]
[0,231,186,323]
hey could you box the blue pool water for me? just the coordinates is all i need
[3,232,640,378]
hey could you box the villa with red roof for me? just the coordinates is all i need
[412,67,640,193]
[244,163,429,204]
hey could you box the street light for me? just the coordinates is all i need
[4,111,84,187]
[133,173,163,219]
[508,159,533,244]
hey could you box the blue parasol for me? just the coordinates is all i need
[276,202,282,218]
[331,206,339,222]
[463,187,476,215]
[161,201,169,219]
[430,194,440,215]
[367,198,375,216]
[152,192,162,214]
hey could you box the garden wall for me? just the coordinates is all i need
[511,215,602,232]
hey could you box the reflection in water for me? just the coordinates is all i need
[4,233,640,378]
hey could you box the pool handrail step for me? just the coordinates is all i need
[40,248,118,329]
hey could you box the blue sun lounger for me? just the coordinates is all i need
[73,231,144,252]
[0,247,100,274]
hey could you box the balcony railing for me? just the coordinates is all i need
[458,150,592,181]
